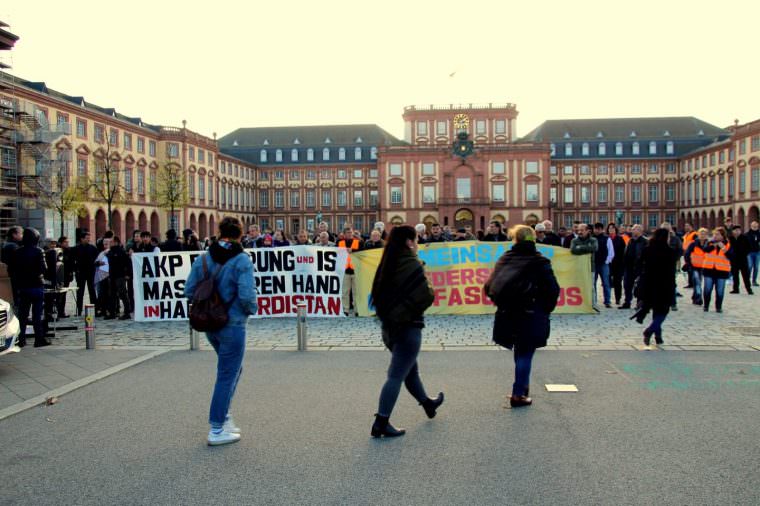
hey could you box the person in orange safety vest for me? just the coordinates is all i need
[700,227,731,313]
[337,226,363,316]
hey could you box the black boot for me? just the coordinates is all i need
[371,414,405,438]
[420,392,444,419]
[34,338,51,348]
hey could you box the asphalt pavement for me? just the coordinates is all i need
[2,350,759,505]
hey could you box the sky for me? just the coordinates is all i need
[2,0,759,141]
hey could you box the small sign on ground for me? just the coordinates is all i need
[545,384,579,392]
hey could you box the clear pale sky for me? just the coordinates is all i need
[2,0,759,140]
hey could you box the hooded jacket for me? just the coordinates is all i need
[184,241,258,335]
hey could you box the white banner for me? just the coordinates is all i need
[131,246,349,321]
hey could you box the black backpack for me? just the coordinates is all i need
[188,255,230,332]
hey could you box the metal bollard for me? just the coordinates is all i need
[189,304,200,350]
[296,303,307,351]
[84,304,95,349]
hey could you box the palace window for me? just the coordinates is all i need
[632,142,640,155]
[475,120,486,135]
[338,148,346,160]
[306,148,314,161]
[198,177,204,199]
[564,165,574,175]
[582,143,589,156]
[648,183,658,202]
[525,184,538,202]
[666,141,674,155]
[137,169,145,195]
[290,191,300,208]
[274,190,284,208]
[390,187,402,204]
[615,142,623,155]
[598,142,606,156]
[423,186,435,204]
[422,162,435,176]
[492,184,505,202]
[456,178,471,200]
[526,161,538,174]
[436,120,447,135]
[137,137,145,153]
[306,189,315,208]
[198,149,205,163]
[323,148,330,161]
[260,150,267,162]
[76,119,87,138]
[322,190,331,207]
[353,169,363,179]
[564,186,573,204]
[649,141,657,155]
[598,185,608,203]
[167,143,179,158]
[580,186,590,203]
[291,149,298,162]
[389,163,402,176]
[495,120,506,134]
[124,133,132,151]
[492,161,505,174]
[417,121,428,136]
[631,185,641,203]
[369,190,378,207]
[565,143,572,156]
[337,190,347,206]
[353,189,363,207]
[354,147,362,160]
[275,149,283,162]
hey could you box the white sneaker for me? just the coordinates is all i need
[207,430,241,446]
[223,417,241,434]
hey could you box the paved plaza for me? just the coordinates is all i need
[44,284,760,351]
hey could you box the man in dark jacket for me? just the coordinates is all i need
[426,223,447,243]
[15,228,49,347]
[58,236,75,318]
[73,231,99,316]
[482,221,507,242]
[2,225,23,308]
[541,220,562,246]
[747,220,760,287]
[106,236,132,319]
[620,224,647,309]
[160,229,183,252]
[363,229,385,250]
[728,226,753,295]
[592,223,615,308]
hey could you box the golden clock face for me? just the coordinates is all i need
[453,113,469,130]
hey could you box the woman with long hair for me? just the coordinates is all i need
[636,228,679,345]
[370,224,442,438]
[485,225,560,407]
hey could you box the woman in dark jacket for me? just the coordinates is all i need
[484,225,560,408]
[14,228,50,347]
[607,223,626,306]
[636,228,679,345]
[370,225,442,438]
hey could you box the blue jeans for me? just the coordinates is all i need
[645,312,668,340]
[206,329,245,428]
[377,327,428,417]
[702,276,726,311]
[513,346,536,397]
[691,270,704,301]
[18,287,44,341]
[594,263,611,305]
[748,252,759,285]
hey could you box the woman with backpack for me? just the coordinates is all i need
[184,217,258,446]
[370,224,443,438]
[484,225,560,408]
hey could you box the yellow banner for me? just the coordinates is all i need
[352,241,594,316]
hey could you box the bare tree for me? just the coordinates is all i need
[155,159,188,232]
[26,152,86,238]
[86,134,126,231]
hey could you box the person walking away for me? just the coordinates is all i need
[619,225,647,309]
[747,221,760,287]
[106,237,132,319]
[485,225,560,407]
[636,229,679,345]
[2,225,23,308]
[370,225,441,437]
[661,222,684,310]
[681,223,697,288]
[73,231,99,316]
[570,224,598,310]
[592,223,614,308]
[338,226,362,316]
[684,228,710,306]
[15,228,49,347]
[702,228,732,313]
[728,225,753,295]
[184,217,258,446]
[607,224,626,306]
[94,238,111,318]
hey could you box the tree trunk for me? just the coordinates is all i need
[59,209,65,238]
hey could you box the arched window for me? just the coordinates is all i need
[666,141,674,155]
[632,142,640,155]
[649,141,657,154]
[582,143,589,156]
[322,148,330,161]
[354,147,362,160]
[260,150,267,163]
[275,149,282,162]
[291,148,298,162]
[550,143,556,156]
[615,142,623,155]
[598,142,606,156]
[338,147,346,160]
[307,148,314,161]
[370,147,378,159]
[564,143,572,156]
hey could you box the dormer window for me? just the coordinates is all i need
[565,143,572,156]
[263,139,269,145]
[275,149,282,162]
[582,143,589,156]
[260,150,267,163]
[291,149,298,161]
[324,137,332,143]
[233,140,239,147]
[596,131,604,138]
[355,136,363,143]
[307,148,314,161]
[632,142,640,155]
[630,131,637,137]
[293,138,300,144]
[697,130,704,136]
[550,143,556,156]
[370,147,377,160]
[338,147,346,161]
[563,132,571,139]
[322,147,330,160]
[354,147,362,160]
[663,130,671,137]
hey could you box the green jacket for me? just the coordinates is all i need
[570,235,598,256]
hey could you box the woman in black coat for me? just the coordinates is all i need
[484,225,560,407]
[370,225,442,438]
[636,228,679,345]
[14,228,50,347]
[607,223,627,306]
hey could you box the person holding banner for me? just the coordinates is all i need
[370,225,443,438]
[184,217,258,446]
[485,225,560,408]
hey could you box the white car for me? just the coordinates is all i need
[0,298,20,356]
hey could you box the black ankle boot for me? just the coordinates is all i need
[421,392,444,419]
[371,414,405,438]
